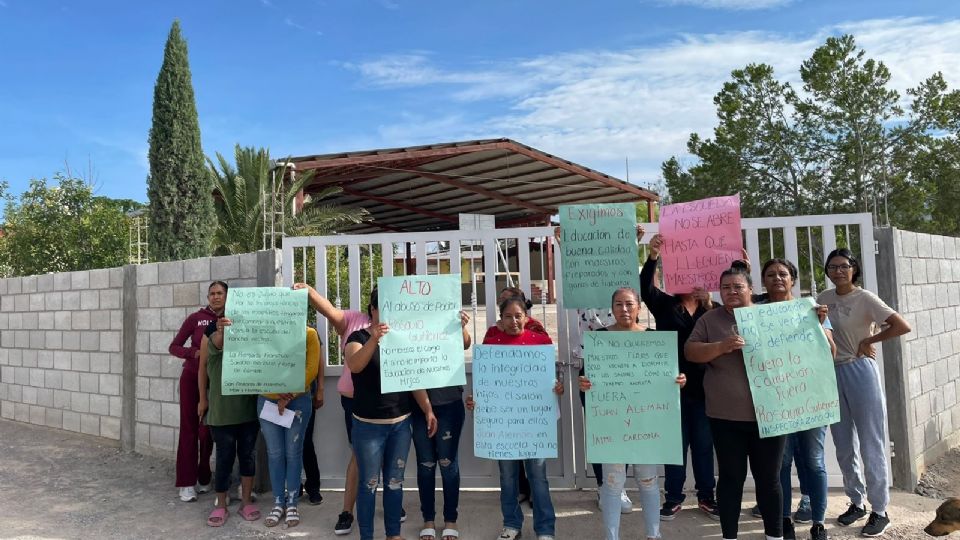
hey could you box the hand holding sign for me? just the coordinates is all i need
[378,274,466,392]
[735,298,840,437]
[559,203,641,308]
[659,194,743,293]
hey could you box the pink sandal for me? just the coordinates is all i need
[207,507,228,527]
[239,503,261,521]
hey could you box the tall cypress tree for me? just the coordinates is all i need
[146,20,214,261]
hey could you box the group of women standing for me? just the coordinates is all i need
[167,235,910,540]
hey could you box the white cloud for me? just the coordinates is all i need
[657,0,793,9]
[343,17,960,186]
[284,16,304,30]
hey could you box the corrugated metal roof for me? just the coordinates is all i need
[287,138,658,233]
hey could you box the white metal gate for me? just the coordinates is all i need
[282,212,881,489]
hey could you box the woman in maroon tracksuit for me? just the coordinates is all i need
[168,281,227,501]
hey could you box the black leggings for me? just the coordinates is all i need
[710,418,785,539]
[210,421,260,493]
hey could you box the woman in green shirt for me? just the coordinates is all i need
[198,319,261,527]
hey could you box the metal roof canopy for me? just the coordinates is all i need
[288,138,659,233]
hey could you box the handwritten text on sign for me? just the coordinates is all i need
[378,274,466,393]
[559,203,640,309]
[473,345,558,460]
[659,194,743,294]
[222,287,307,395]
[735,298,840,438]
[584,331,682,465]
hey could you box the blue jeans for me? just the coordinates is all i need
[664,397,716,504]
[498,459,555,536]
[601,464,660,539]
[258,394,312,507]
[412,400,465,524]
[781,426,827,523]
[352,416,413,540]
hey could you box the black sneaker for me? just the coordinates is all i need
[659,502,681,521]
[836,504,868,526]
[809,523,828,540]
[334,511,354,535]
[307,491,323,505]
[861,512,890,537]
[783,518,796,540]
[698,498,720,521]
[400,508,407,523]
[751,504,762,518]
[794,498,813,523]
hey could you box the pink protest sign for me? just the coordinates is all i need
[659,194,743,294]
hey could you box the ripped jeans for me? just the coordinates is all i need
[601,464,661,540]
[352,416,412,540]
[412,400,465,524]
[258,394,313,508]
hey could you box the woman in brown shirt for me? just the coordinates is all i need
[685,266,787,540]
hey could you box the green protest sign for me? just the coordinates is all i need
[559,203,640,309]
[378,274,466,393]
[584,330,682,465]
[222,287,307,395]
[735,297,840,438]
[472,345,559,460]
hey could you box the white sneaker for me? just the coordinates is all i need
[537,536,555,540]
[497,527,521,539]
[620,490,633,514]
[179,486,197,502]
[196,482,211,494]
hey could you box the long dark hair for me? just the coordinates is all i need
[366,287,379,316]
[825,248,861,284]
[720,265,753,287]
[208,280,229,293]
[498,295,530,316]
[761,258,799,282]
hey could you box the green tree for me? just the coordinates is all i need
[663,34,960,233]
[146,20,215,261]
[208,145,370,255]
[0,175,129,276]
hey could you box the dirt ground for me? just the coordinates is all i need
[0,418,956,539]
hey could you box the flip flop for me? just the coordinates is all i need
[207,507,228,527]
[441,528,460,539]
[420,528,437,540]
[239,503,261,521]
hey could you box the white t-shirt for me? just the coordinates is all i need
[816,287,895,365]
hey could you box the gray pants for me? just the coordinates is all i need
[831,357,889,513]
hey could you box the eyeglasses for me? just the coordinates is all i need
[827,264,854,272]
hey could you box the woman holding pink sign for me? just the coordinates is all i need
[578,286,687,540]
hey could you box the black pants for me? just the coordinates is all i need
[302,405,321,495]
[210,421,260,493]
[710,418,785,539]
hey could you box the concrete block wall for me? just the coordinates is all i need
[0,268,125,440]
[133,253,259,456]
[877,228,960,488]
[894,231,960,467]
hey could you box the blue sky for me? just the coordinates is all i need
[1,0,959,206]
